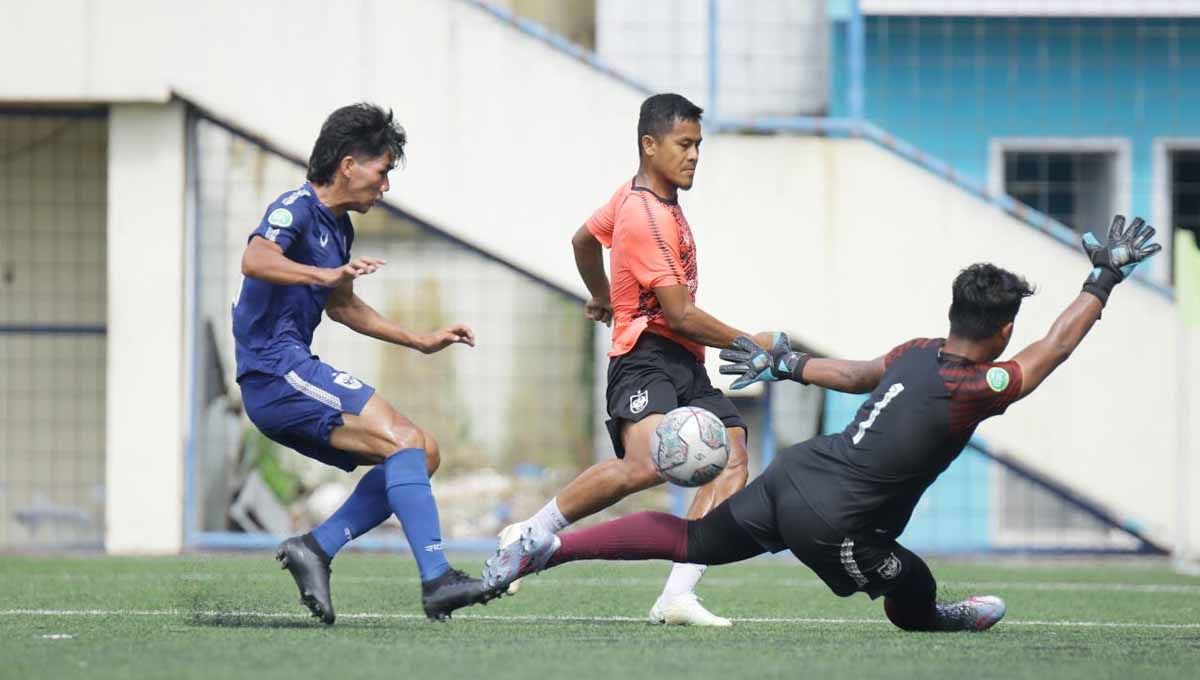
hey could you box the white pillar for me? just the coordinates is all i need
[105,101,186,554]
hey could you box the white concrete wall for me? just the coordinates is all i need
[3,0,1194,553]
[1,0,645,294]
[105,103,186,553]
[688,135,1193,549]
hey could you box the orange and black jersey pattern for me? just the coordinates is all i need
[586,179,703,362]
[780,338,1023,538]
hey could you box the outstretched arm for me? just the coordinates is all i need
[720,335,885,393]
[1009,293,1101,398]
[325,282,475,353]
[1011,214,1160,400]
[572,225,613,325]
[799,356,887,394]
[654,285,754,350]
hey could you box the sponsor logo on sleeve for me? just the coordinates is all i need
[265,227,281,242]
[986,366,1010,393]
[267,208,294,228]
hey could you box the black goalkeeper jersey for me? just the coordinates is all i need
[781,338,1024,539]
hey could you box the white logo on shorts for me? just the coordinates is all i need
[629,389,649,414]
[319,231,329,248]
[333,372,363,390]
[877,553,903,580]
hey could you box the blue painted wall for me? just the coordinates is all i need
[831,16,1200,225]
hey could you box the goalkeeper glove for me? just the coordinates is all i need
[719,333,811,390]
[1081,215,1161,306]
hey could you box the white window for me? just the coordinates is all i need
[988,138,1131,240]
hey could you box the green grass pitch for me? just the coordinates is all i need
[2,553,1199,679]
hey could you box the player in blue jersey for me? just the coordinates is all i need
[233,103,493,622]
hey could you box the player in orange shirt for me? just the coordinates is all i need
[498,93,783,626]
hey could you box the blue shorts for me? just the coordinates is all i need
[239,355,376,472]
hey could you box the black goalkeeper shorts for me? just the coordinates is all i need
[726,458,932,600]
[604,332,747,458]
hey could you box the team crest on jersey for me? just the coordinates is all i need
[268,208,294,228]
[333,372,363,390]
[986,367,1010,393]
[629,389,649,414]
[877,553,903,580]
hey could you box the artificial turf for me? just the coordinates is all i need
[2,553,1198,679]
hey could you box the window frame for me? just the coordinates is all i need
[1151,138,1200,284]
[987,136,1132,237]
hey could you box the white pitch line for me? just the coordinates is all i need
[16,573,1200,594]
[2,609,1199,630]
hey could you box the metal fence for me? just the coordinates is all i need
[0,108,108,550]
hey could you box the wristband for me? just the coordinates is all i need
[777,352,812,385]
[1081,266,1122,307]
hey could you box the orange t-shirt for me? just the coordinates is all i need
[586,179,704,362]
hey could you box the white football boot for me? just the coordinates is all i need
[648,592,732,627]
[482,525,560,595]
[497,523,525,595]
[936,595,1007,631]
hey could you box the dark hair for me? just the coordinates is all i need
[306,103,407,185]
[948,263,1036,339]
[637,93,703,155]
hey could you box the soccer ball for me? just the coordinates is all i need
[649,406,729,487]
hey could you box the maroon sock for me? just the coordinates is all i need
[547,512,689,567]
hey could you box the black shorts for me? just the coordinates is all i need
[604,332,747,458]
[727,456,927,600]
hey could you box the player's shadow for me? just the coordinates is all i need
[178,584,338,630]
[188,611,323,629]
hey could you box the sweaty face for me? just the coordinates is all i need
[645,119,702,190]
[344,153,394,213]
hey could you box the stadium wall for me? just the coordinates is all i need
[2,0,1195,555]
[829,15,1200,285]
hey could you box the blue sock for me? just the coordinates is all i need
[384,448,451,582]
[310,466,392,560]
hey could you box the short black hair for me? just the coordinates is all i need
[948,263,1036,339]
[306,103,407,185]
[637,93,703,155]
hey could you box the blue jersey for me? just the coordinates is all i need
[232,183,355,378]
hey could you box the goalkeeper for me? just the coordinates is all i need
[482,217,1159,631]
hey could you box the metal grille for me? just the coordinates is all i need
[0,109,107,550]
